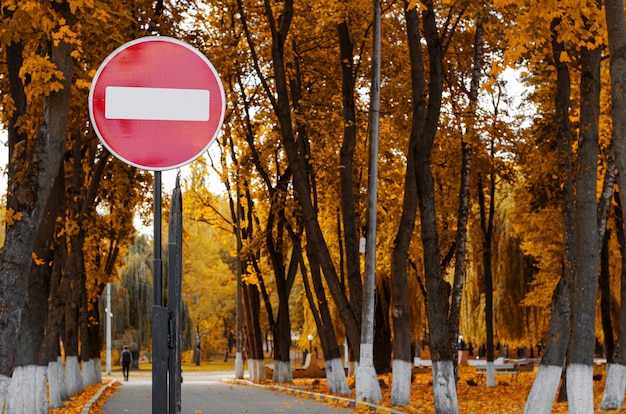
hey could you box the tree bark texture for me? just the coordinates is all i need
[414,2,459,412]
[449,11,482,382]
[478,164,496,386]
[337,20,363,326]
[0,4,72,379]
[523,18,575,413]
[373,282,391,374]
[242,0,362,357]
[566,42,601,414]
[606,0,626,233]
[390,4,425,405]
[600,194,626,409]
[303,245,350,395]
[601,0,626,407]
[600,232,615,361]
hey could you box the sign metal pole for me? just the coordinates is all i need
[89,36,226,413]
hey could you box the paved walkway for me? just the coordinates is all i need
[97,372,395,414]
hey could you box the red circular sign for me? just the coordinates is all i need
[89,37,225,170]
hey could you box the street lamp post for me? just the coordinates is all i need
[355,0,383,403]
[105,283,112,375]
[235,180,244,379]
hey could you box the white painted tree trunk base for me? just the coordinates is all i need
[48,360,64,407]
[235,352,244,379]
[65,356,84,398]
[273,360,292,383]
[355,365,382,403]
[391,359,412,406]
[6,366,33,413]
[486,361,495,387]
[82,359,97,386]
[523,364,562,414]
[566,363,594,414]
[254,359,266,381]
[247,359,257,381]
[600,363,626,410]
[325,358,350,396]
[247,359,265,382]
[58,356,69,401]
[0,373,9,413]
[35,365,48,414]
[95,358,102,383]
[6,365,43,414]
[432,360,459,414]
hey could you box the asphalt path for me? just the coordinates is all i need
[101,372,355,414]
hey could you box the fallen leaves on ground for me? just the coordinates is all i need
[49,380,120,414]
[288,366,626,413]
[48,366,626,413]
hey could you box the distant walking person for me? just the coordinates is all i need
[121,346,132,381]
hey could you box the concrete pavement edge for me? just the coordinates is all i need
[221,378,406,413]
[80,379,119,414]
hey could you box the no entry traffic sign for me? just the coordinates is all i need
[89,36,225,170]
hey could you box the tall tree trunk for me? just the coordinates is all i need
[600,231,615,361]
[236,0,362,357]
[303,245,350,396]
[337,19,363,330]
[270,246,296,383]
[478,169,496,387]
[232,71,282,379]
[415,2,458,412]
[601,194,626,409]
[523,18,575,414]
[566,41,601,414]
[8,163,62,413]
[390,3,425,405]
[257,0,363,356]
[64,241,85,398]
[265,199,293,383]
[449,12,482,383]
[600,0,626,408]
[239,184,266,383]
[244,283,266,381]
[40,179,68,408]
[606,0,626,237]
[0,3,72,410]
[373,281,391,375]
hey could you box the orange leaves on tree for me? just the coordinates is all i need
[32,252,46,266]
[20,53,65,97]
[3,208,23,226]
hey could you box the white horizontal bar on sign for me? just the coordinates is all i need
[105,86,210,121]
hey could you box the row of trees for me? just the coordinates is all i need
[179,0,626,412]
[0,1,181,412]
[4,0,626,413]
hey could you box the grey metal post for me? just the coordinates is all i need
[106,283,112,375]
[235,180,244,379]
[355,0,382,403]
[154,171,163,307]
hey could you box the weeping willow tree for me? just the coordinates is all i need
[99,235,153,359]
[461,184,541,352]
[100,234,193,361]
